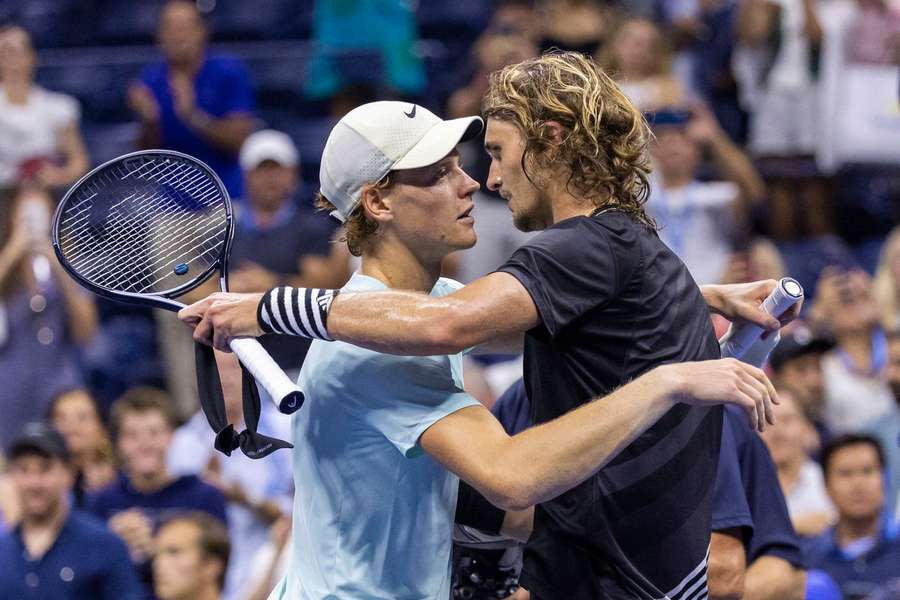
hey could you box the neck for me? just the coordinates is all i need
[836,514,881,547]
[180,586,219,600]
[2,79,31,104]
[361,238,442,293]
[548,189,598,225]
[777,457,804,491]
[837,329,875,371]
[170,53,203,76]
[129,470,174,494]
[22,498,69,538]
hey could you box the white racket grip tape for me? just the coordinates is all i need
[719,277,804,361]
[228,337,305,414]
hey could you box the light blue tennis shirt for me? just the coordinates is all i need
[268,272,480,600]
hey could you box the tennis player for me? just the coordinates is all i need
[181,55,791,599]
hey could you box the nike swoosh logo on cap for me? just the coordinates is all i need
[404,105,417,118]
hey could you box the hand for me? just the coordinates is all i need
[685,103,724,147]
[229,262,280,293]
[656,358,779,431]
[202,454,248,505]
[703,280,801,332]
[178,291,265,351]
[35,163,70,188]
[127,81,160,123]
[169,72,196,121]
[108,509,154,562]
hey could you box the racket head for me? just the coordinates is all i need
[52,150,234,310]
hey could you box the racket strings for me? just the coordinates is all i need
[56,157,228,295]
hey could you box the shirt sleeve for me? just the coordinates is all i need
[724,407,807,568]
[712,412,754,534]
[220,58,255,115]
[496,220,626,337]
[349,352,480,457]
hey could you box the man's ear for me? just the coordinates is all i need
[359,183,393,224]
[542,120,567,145]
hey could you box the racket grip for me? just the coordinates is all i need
[720,277,804,361]
[229,337,304,414]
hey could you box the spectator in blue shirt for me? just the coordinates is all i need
[87,387,227,598]
[709,404,807,599]
[0,422,140,599]
[865,329,900,521]
[808,434,900,598]
[127,0,255,198]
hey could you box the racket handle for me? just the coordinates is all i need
[720,277,804,361]
[229,337,304,414]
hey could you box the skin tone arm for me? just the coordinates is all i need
[709,530,806,600]
[179,275,797,358]
[37,124,89,188]
[421,359,778,512]
[708,529,747,600]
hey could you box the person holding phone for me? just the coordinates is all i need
[0,185,97,448]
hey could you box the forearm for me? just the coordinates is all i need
[330,292,483,356]
[744,556,806,600]
[488,370,675,510]
[55,268,98,343]
[188,113,253,155]
[709,136,765,204]
[800,0,822,43]
[135,119,162,150]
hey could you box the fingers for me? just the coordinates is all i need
[736,362,778,430]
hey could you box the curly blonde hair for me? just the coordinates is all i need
[481,51,655,228]
[314,172,396,257]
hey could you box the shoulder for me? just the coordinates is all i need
[205,54,250,78]
[33,87,80,123]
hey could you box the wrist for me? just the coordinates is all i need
[701,285,725,315]
[257,286,338,340]
[648,364,684,407]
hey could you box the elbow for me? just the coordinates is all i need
[708,555,746,600]
[480,462,536,513]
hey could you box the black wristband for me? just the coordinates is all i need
[256,286,338,340]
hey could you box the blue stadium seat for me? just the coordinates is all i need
[95,0,165,46]
[81,122,140,165]
[205,0,295,41]
[416,0,493,42]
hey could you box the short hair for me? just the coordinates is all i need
[482,51,655,228]
[821,434,885,481]
[109,387,178,440]
[315,171,397,257]
[159,512,230,591]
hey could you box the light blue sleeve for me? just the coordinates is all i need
[349,351,479,457]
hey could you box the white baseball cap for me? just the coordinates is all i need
[239,129,300,171]
[319,101,483,222]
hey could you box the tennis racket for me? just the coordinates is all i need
[52,150,304,414]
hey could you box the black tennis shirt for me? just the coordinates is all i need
[497,210,722,599]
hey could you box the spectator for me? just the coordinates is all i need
[491,0,541,42]
[153,512,230,600]
[600,17,688,111]
[88,387,227,597]
[0,422,140,599]
[645,106,765,285]
[811,268,896,433]
[0,25,89,196]
[448,28,538,283]
[305,0,424,114]
[241,515,291,600]
[736,0,830,240]
[709,405,807,600]
[874,226,900,331]
[48,388,116,505]
[769,325,835,449]
[128,0,255,198]
[759,390,835,537]
[0,453,18,529]
[808,435,900,598]
[167,352,291,600]
[0,184,98,449]
[539,0,613,55]
[156,129,349,408]
[864,329,900,520]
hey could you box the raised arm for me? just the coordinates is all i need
[421,359,777,512]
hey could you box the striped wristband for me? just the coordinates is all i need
[257,287,338,341]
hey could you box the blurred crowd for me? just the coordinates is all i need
[1,0,900,598]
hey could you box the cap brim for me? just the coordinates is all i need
[393,116,483,170]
